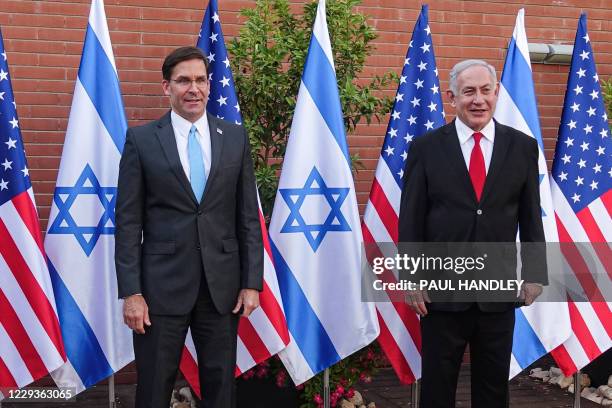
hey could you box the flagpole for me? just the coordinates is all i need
[573,370,581,408]
[323,368,330,408]
[109,374,115,408]
[411,380,420,407]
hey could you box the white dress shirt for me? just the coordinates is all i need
[455,117,495,174]
[171,111,212,182]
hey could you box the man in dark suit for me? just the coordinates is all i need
[398,59,547,407]
[115,46,263,408]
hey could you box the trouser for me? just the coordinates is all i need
[419,305,515,408]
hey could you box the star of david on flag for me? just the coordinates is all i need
[279,166,351,252]
[269,0,379,385]
[48,164,117,256]
[44,0,133,394]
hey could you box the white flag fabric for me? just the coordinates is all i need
[44,0,133,394]
[494,8,571,378]
[268,0,379,385]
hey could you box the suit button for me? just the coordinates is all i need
[476,209,483,215]
[196,245,201,250]
[197,210,203,216]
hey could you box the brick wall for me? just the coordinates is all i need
[0,0,610,224]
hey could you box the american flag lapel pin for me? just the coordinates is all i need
[216,128,223,135]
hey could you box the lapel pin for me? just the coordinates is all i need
[216,128,223,134]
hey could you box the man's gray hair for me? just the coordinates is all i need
[448,59,497,95]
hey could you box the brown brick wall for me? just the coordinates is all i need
[0,0,610,223]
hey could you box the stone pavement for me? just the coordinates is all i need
[356,366,601,408]
[1,364,601,407]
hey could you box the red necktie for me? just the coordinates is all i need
[469,132,486,201]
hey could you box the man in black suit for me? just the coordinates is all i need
[115,46,263,408]
[398,59,547,407]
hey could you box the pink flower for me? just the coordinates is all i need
[346,388,355,399]
[314,394,323,404]
[336,385,345,395]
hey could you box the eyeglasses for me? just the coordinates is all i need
[170,77,208,88]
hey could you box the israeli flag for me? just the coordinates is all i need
[268,0,379,385]
[494,8,571,378]
[44,0,133,393]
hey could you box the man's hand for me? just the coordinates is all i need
[406,290,430,317]
[232,289,260,317]
[123,294,150,334]
[520,283,543,306]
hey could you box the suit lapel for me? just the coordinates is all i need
[480,121,512,203]
[438,121,478,202]
[201,113,224,206]
[155,112,199,205]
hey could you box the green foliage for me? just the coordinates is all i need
[229,0,396,217]
[601,78,612,121]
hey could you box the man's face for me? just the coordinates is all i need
[447,65,499,132]
[162,58,210,122]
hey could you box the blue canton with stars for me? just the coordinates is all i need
[382,5,445,188]
[279,167,351,252]
[551,14,611,213]
[197,0,242,124]
[48,164,117,256]
[0,28,32,207]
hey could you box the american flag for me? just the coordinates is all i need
[549,13,612,375]
[362,5,445,384]
[0,28,65,391]
[179,0,289,395]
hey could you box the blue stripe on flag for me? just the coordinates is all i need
[47,260,114,387]
[512,309,547,369]
[269,238,340,373]
[301,37,350,166]
[500,38,544,150]
[78,24,127,154]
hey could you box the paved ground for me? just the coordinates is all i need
[356,366,600,408]
[1,363,600,407]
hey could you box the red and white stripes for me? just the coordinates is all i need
[550,184,612,375]
[179,204,289,396]
[0,189,65,391]
[362,159,422,384]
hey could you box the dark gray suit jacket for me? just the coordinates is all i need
[115,111,263,315]
[398,119,547,312]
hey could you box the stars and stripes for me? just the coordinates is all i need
[362,5,445,384]
[549,13,611,376]
[0,27,66,393]
[197,0,241,125]
[179,0,289,395]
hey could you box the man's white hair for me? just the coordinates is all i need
[448,59,497,94]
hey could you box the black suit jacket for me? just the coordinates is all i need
[398,120,546,312]
[115,111,263,315]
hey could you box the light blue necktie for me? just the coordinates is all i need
[188,124,206,201]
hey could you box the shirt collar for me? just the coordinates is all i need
[455,117,495,145]
[170,111,209,138]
